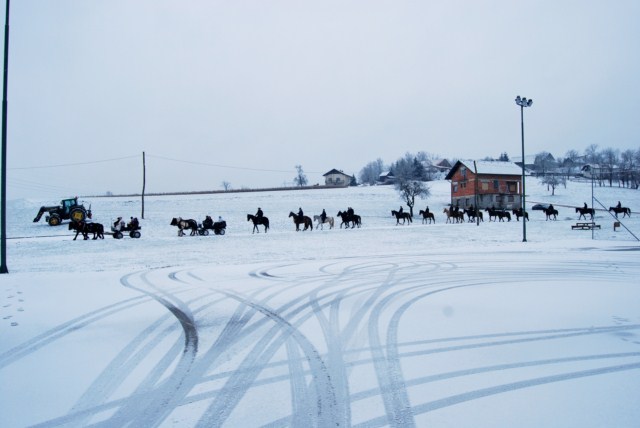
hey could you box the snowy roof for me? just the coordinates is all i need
[323,169,351,177]
[445,160,523,179]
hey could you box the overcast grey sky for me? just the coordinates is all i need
[4,0,640,199]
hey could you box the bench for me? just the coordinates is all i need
[572,222,601,230]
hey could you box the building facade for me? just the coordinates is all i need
[445,160,523,209]
[323,169,352,187]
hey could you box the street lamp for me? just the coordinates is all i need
[515,95,532,242]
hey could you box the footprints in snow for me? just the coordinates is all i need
[2,289,23,326]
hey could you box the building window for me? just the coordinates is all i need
[481,182,489,191]
[493,180,499,190]
[453,183,458,192]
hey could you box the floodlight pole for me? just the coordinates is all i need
[1,0,10,274]
[515,95,533,243]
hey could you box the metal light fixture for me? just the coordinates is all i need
[515,95,533,242]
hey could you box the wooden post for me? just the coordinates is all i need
[141,151,146,219]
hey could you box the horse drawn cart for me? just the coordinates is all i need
[198,216,226,236]
[111,218,142,239]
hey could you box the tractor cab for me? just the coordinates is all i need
[61,198,77,215]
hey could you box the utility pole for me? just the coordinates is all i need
[1,0,11,274]
[141,151,146,219]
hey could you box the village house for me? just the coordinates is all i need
[323,169,352,187]
[444,160,524,209]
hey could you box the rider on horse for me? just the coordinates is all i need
[256,207,264,218]
[321,209,327,223]
[298,207,304,220]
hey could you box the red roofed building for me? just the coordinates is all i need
[444,160,523,209]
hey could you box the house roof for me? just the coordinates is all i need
[445,160,523,180]
[323,169,351,177]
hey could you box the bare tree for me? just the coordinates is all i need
[600,147,619,186]
[540,173,566,196]
[359,158,385,185]
[294,165,308,187]
[394,179,431,217]
[221,181,232,191]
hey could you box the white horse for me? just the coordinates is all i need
[313,214,334,230]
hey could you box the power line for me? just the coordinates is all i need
[146,154,323,174]
[8,155,139,170]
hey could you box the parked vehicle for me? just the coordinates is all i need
[33,197,91,226]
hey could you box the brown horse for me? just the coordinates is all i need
[443,208,464,223]
[289,212,313,231]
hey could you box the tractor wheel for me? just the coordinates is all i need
[70,207,87,223]
[113,231,123,239]
[130,231,141,239]
[217,228,225,236]
[48,214,61,226]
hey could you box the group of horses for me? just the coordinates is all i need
[69,220,105,240]
[246,210,356,234]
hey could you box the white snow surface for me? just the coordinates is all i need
[2,179,640,427]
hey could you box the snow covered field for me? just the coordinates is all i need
[2,179,639,427]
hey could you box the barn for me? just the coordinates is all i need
[445,160,523,210]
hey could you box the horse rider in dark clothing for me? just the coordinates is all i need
[321,209,327,223]
[399,206,403,214]
[256,207,264,218]
[583,202,588,210]
[347,207,354,216]
[298,207,304,220]
[617,201,622,209]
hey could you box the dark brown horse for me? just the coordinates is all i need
[69,221,104,240]
[544,207,559,220]
[247,214,269,233]
[463,208,483,222]
[485,207,511,222]
[336,211,361,228]
[170,217,198,236]
[512,208,529,221]
[575,207,594,220]
[609,206,631,218]
[391,210,412,225]
[289,212,313,231]
[418,209,436,224]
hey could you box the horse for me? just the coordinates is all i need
[544,207,559,220]
[391,210,412,225]
[69,221,104,240]
[575,207,594,220]
[608,206,631,218]
[170,217,198,236]
[247,214,269,233]
[463,208,483,222]
[313,214,334,230]
[512,208,529,221]
[443,208,464,223]
[418,209,436,224]
[336,211,361,229]
[485,207,511,222]
[289,212,313,231]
